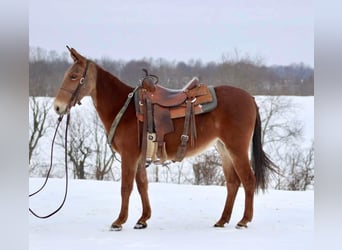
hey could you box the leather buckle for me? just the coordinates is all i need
[181,134,189,142]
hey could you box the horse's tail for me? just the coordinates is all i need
[251,104,279,193]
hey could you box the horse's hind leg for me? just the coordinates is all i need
[229,149,256,228]
[134,163,151,229]
[214,141,241,227]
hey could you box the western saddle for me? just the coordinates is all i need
[135,70,217,166]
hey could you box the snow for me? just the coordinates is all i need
[29,178,313,250]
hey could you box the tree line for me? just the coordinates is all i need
[29,47,314,97]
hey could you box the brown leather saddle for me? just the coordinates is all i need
[134,70,217,165]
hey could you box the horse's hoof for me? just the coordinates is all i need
[235,223,248,229]
[214,223,225,228]
[110,224,123,231]
[134,222,148,229]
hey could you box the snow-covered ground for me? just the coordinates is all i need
[29,178,313,250]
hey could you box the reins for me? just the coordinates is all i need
[29,113,70,219]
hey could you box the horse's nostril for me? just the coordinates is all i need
[54,102,66,115]
[54,105,62,114]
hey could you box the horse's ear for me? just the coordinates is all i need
[66,46,86,63]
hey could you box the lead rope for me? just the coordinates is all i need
[29,113,70,219]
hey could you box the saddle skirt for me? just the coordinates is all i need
[134,79,218,165]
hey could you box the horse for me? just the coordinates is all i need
[53,47,277,231]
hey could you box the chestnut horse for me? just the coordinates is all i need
[53,48,277,231]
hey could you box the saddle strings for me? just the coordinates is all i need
[29,113,70,219]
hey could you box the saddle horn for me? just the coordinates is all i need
[141,68,159,85]
[142,68,149,77]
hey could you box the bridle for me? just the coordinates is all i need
[60,59,90,113]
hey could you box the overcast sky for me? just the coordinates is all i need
[29,0,313,66]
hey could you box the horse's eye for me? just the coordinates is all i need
[70,74,78,80]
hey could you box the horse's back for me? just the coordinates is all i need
[213,84,257,123]
[214,85,256,108]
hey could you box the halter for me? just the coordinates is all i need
[60,59,90,113]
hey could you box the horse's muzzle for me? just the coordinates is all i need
[53,100,67,115]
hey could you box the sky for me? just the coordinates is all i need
[29,0,313,66]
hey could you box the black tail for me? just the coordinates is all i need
[251,106,279,193]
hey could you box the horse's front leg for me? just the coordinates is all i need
[111,157,137,231]
[134,163,151,229]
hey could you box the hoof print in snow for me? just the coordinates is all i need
[134,222,147,229]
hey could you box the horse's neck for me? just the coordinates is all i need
[93,65,133,133]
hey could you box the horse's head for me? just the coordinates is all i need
[54,47,95,115]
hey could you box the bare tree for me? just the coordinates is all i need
[192,148,225,186]
[146,161,194,184]
[170,162,193,184]
[92,114,118,181]
[257,96,303,146]
[274,141,314,191]
[57,113,92,179]
[29,97,52,166]
[257,96,314,190]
